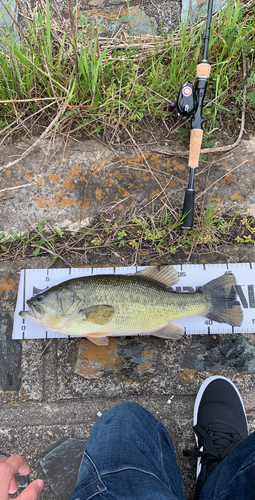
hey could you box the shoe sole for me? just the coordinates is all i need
[193,375,248,479]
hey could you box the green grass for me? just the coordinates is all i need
[0,202,251,264]
[0,0,254,134]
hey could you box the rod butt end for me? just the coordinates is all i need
[182,189,195,229]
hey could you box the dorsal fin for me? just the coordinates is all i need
[133,266,179,288]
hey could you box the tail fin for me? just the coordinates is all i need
[201,274,243,327]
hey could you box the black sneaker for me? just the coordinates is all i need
[184,375,248,500]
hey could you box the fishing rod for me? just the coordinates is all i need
[174,0,214,229]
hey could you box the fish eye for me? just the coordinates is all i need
[37,294,45,302]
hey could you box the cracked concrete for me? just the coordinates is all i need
[0,135,254,236]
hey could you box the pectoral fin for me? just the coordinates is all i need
[86,335,109,346]
[79,305,114,325]
[152,323,185,340]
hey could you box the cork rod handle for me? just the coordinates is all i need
[197,63,211,78]
[188,129,203,167]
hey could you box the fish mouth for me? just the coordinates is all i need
[26,299,44,319]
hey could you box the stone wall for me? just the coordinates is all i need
[1,0,224,39]
[63,0,181,36]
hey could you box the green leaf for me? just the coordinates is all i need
[32,247,41,256]
[55,227,64,237]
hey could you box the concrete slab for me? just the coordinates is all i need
[41,0,181,37]
[181,0,223,24]
[0,312,21,391]
[1,136,254,237]
[0,271,22,391]
[0,137,114,234]
[55,336,191,399]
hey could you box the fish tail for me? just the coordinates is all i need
[201,274,243,327]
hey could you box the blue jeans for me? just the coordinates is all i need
[68,402,255,500]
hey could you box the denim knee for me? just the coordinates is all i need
[86,401,160,468]
[91,402,149,432]
[106,401,146,416]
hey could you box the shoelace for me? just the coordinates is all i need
[183,423,242,500]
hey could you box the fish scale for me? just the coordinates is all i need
[60,276,208,333]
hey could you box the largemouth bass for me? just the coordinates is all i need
[19,266,243,346]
